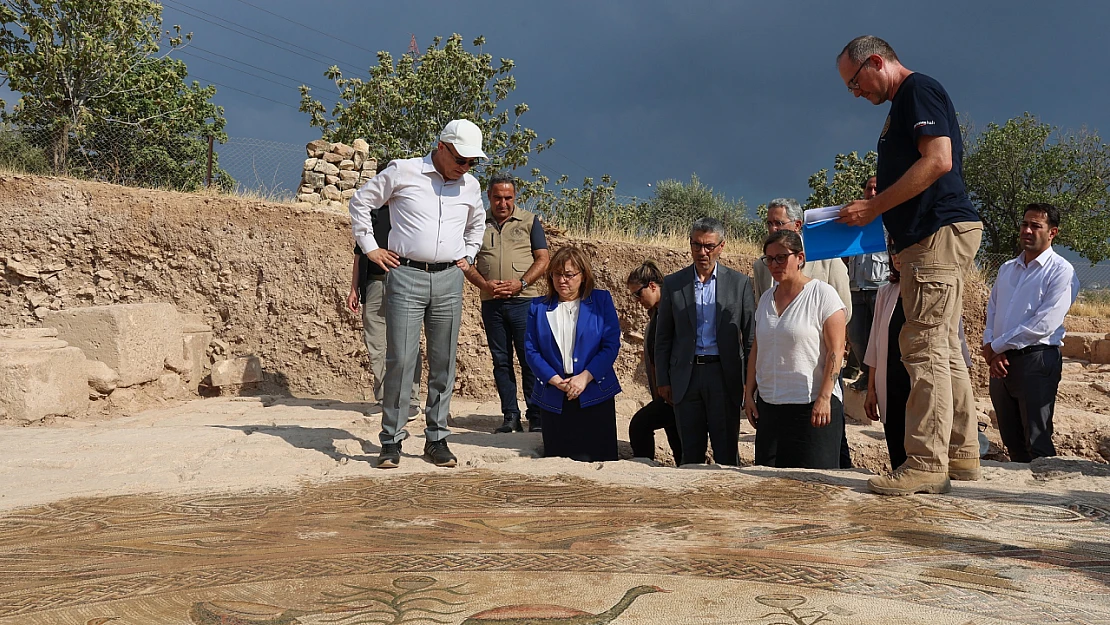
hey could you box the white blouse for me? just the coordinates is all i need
[754,280,846,405]
[547,299,580,375]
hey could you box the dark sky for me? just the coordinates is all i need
[13,1,1110,209]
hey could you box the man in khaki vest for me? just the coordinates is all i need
[464,173,550,433]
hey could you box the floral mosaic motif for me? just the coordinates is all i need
[752,594,852,625]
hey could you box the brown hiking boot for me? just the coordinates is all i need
[868,467,951,496]
[948,457,981,481]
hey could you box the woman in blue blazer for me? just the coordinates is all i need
[525,246,622,462]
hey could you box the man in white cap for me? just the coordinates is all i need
[349,119,487,468]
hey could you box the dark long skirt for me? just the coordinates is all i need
[754,396,844,469]
[540,397,618,462]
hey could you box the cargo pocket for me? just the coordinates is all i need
[906,265,957,328]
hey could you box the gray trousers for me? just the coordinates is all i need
[381,265,463,444]
[361,278,421,403]
[673,361,740,466]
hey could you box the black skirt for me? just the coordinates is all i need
[540,397,618,462]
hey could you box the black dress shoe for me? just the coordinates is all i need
[423,440,457,467]
[527,412,542,432]
[494,414,523,433]
[378,442,401,468]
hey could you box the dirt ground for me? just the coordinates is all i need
[1,173,1107,471]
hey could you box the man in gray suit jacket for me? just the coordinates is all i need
[656,217,756,466]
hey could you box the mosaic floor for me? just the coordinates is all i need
[1,470,1108,624]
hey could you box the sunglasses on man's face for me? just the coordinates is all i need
[443,143,480,167]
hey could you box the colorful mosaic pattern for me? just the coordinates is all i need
[0,471,1107,624]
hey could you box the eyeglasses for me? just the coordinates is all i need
[554,271,581,281]
[761,252,798,266]
[690,240,723,252]
[846,58,870,92]
[443,143,480,167]
[765,219,792,230]
[631,284,648,299]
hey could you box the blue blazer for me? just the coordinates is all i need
[524,290,622,413]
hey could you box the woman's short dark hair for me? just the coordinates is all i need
[627,259,664,287]
[763,229,804,255]
[763,230,806,268]
[545,246,596,302]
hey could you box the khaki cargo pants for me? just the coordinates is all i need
[898,221,983,472]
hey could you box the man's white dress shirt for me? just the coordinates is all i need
[984,246,1079,353]
[348,154,485,263]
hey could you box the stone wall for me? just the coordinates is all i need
[295,139,377,208]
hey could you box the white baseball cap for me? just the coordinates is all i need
[439,119,487,159]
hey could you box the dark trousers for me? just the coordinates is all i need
[848,290,878,375]
[481,298,537,419]
[754,396,844,469]
[629,398,682,462]
[882,411,908,470]
[673,362,740,466]
[989,346,1062,462]
[540,397,618,462]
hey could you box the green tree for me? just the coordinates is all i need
[0,0,227,187]
[299,33,552,192]
[641,174,756,241]
[963,112,1110,263]
[805,150,876,208]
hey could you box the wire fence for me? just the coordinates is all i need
[5,125,1110,296]
[977,251,1110,298]
[0,125,308,200]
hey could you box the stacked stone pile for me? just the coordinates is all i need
[296,138,377,207]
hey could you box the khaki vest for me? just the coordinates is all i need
[475,207,543,301]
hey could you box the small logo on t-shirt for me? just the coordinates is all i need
[880,115,891,140]
[913,120,936,129]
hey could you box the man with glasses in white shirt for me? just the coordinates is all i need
[348,119,487,469]
[983,203,1079,463]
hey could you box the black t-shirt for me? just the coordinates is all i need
[877,72,978,252]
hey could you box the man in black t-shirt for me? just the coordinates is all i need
[835,35,983,496]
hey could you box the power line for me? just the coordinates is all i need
[544,145,592,175]
[161,0,364,74]
[228,0,380,55]
[176,48,339,97]
[186,44,340,95]
[190,74,300,110]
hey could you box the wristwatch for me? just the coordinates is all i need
[464,255,474,266]
[519,279,529,292]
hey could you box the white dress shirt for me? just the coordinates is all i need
[547,299,580,375]
[348,154,486,263]
[984,246,1079,353]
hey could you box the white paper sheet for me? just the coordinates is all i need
[803,205,843,225]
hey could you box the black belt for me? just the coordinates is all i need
[1006,344,1058,357]
[693,354,721,365]
[398,257,454,272]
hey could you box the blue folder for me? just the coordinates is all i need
[801,211,886,261]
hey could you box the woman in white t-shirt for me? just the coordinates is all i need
[743,230,847,469]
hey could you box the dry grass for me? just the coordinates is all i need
[556,224,763,258]
[1070,290,1110,318]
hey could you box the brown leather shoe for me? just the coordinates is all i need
[868,467,951,496]
[948,457,981,481]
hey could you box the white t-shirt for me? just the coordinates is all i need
[754,280,846,405]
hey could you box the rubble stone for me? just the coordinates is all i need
[210,356,263,387]
[306,139,329,158]
[84,360,120,396]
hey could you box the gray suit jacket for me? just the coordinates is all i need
[655,263,755,406]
